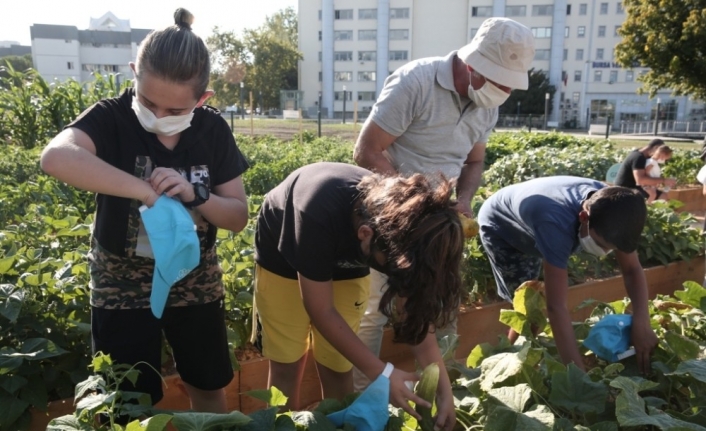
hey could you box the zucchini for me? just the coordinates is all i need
[414,363,439,431]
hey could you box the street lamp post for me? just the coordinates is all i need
[342,85,347,124]
[544,92,550,129]
[317,91,322,137]
[240,82,245,120]
[653,97,661,136]
[517,101,521,115]
[115,73,122,93]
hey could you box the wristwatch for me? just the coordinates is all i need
[183,183,210,208]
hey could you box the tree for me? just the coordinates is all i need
[615,0,706,100]
[0,54,32,82]
[207,7,301,111]
[499,68,556,116]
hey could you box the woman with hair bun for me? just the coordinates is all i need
[253,162,464,431]
[41,8,249,413]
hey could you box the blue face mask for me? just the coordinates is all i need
[327,363,394,431]
[139,195,200,318]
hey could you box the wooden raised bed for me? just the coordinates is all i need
[670,186,705,213]
[29,258,705,430]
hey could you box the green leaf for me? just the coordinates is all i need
[485,404,554,431]
[667,360,706,384]
[244,386,288,407]
[664,331,700,361]
[18,338,68,360]
[290,411,338,431]
[242,407,277,431]
[488,383,532,412]
[0,283,25,322]
[674,281,706,310]
[47,414,94,431]
[587,422,618,431]
[548,363,607,414]
[170,411,252,431]
[91,352,113,373]
[274,414,296,431]
[0,256,15,274]
[74,374,105,400]
[56,224,91,237]
[438,334,459,363]
[480,352,525,392]
[467,342,495,368]
[0,389,31,429]
[20,375,49,412]
[125,414,173,431]
[499,310,529,336]
[0,374,28,394]
[75,392,112,412]
[0,348,23,374]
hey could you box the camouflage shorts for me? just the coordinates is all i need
[480,227,542,303]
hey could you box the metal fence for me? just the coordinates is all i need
[619,120,706,137]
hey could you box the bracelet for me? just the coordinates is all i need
[382,362,394,378]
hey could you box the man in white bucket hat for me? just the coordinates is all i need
[353,17,535,392]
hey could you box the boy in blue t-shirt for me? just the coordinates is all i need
[478,176,658,373]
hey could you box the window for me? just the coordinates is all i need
[626,70,634,82]
[616,2,624,13]
[563,49,568,60]
[359,51,377,61]
[318,51,322,61]
[65,39,72,43]
[600,2,608,13]
[577,26,586,37]
[596,48,604,60]
[614,25,621,36]
[535,49,551,60]
[532,5,554,15]
[389,29,409,40]
[506,5,526,16]
[566,4,572,14]
[358,91,376,101]
[609,70,618,83]
[334,51,353,61]
[390,8,410,18]
[471,6,493,17]
[579,3,587,14]
[318,72,322,82]
[66,61,74,70]
[359,8,377,19]
[103,65,118,72]
[574,70,582,82]
[359,30,377,40]
[358,71,376,81]
[318,31,322,41]
[334,31,353,41]
[334,91,352,101]
[335,9,353,19]
[573,92,580,102]
[598,26,606,37]
[565,26,570,37]
[531,27,552,38]
[335,72,352,81]
[389,51,408,61]
[576,49,584,60]
[318,10,321,20]
[594,70,603,81]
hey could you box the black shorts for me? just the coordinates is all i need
[635,186,663,200]
[91,298,233,404]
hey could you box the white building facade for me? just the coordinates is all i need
[30,12,151,84]
[299,0,703,127]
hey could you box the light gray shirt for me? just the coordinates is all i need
[369,51,498,178]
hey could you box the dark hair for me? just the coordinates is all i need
[654,145,673,157]
[646,138,665,152]
[585,186,646,253]
[135,8,210,98]
[357,174,465,345]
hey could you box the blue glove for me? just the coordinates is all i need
[327,363,393,431]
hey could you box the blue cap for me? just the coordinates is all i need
[140,195,200,319]
[583,314,632,362]
[327,363,393,431]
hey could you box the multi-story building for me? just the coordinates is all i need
[299,0,703,127]
[0,41,32,58]
[29,12,151,83]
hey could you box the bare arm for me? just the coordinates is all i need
[40,128,158,205]
[410,331,456,431]
[633,169,675,187]
[353,119,399,175]
[150,170,249,233]
[455,142,487,216]
[298,274,428,418]
[543,260,585,370]
[615,251,658,373]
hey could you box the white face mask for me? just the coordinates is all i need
[467,72,511,108]
[131,96,195,136]
[656,159,666,165]
[578,223,611,257]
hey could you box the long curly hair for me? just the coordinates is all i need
[357,173,465,345]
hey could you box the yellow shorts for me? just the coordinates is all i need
[252,265,369,372]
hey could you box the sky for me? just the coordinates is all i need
[3,0,298,46]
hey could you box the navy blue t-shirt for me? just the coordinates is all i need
[478,176,605,269]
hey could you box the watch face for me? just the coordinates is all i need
[195,183,210,201]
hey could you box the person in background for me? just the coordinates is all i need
[352,17,536,391]
[477,176,658,374]
[614,138,676,200]
[40,8,249,412]
[253,162,464,431]
[643,145,674,203]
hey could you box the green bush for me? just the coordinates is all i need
[486,131,605,167]
[662,148,703,186]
